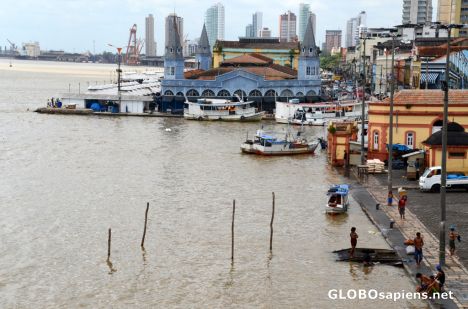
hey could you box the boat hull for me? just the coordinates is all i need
[185,112,264,122]
[325,204,348,214]
[290,119,326,126]
[241,142,318,155]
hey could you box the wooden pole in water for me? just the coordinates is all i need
[231,199,235,262]
[107,228,111,260]
[141,202,149,248]
[270,192,275,251]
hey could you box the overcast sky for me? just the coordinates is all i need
[1,0,424,54]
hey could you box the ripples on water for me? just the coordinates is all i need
[0,59,427,308]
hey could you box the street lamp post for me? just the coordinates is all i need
[387,32,397,197]
[108,44,123,112]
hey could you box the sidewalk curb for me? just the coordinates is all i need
[346,172,460,308]
[357,197,441,309]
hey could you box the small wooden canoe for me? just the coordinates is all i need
[333,248,402,266]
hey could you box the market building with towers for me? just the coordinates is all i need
[160,17,321,113]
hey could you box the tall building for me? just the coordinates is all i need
[259,27,272,38]
[298,3,316,41]
[245,24,254,37]
[252,12,263,37]
[145,14,157,56]
[279,11,297,42]
[324,30,342,54]
[345,11,366,47]
[437,0,468,37]
[205,3,225,48]
[402,0,432,24]
[165,13,183,46]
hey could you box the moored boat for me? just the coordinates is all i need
[333,248,402,266]
[325,184,350,214]
[275,100,365,124]
[184,98,264,121]
[289,108,326,126]
[241,129,319,155]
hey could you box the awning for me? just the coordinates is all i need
[420,72,439,84]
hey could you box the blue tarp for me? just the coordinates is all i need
[447,174,468,180]
[387,144,412,152]
[328,184,350,195]
[90,103,101,112]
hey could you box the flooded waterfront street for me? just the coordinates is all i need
[0,60,426,308]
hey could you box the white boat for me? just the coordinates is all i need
[275,100,365,124]
[184,98,264,121]
[240,129,319,155]
[290,108,326,126]
[325,184,350,214]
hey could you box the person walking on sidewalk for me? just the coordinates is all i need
[449,227,461,256]
[387,191,394,206]
[350,227,358,258]
[398,195,407,220]
[414,232,424,267]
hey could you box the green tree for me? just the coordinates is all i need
[320,54,341,71]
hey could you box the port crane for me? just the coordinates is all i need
[125,24,144,65]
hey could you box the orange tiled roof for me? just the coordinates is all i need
[222,53,273,65]
[379,90,468,105]
[184,69,205,79]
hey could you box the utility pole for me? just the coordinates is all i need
[387,32,397,196]
[439,26,451,267]
[360,35,368,165]
[439,23,464,267]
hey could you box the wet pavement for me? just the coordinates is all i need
[361,169,468,308]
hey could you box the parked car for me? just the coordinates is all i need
[419,166,468,192]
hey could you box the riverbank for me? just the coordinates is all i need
[349,168,468,308]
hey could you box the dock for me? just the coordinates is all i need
[34,107,183,118]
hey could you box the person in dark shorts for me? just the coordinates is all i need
[435,264,445,290]
[350,227,358,258]
[449,227,461,256]
[416,273,431,293]
[414,232,424,267]
[398,195,407,219]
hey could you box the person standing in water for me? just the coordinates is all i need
[350,227,358,258]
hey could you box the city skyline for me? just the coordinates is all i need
[3,0,410,54]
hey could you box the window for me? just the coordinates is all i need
[449,152,466,158]
[201,89,215,97]
[170,47,173,53]
[217,89,231,97]
[309,48,313,53]
[373,131,379,151]
[170,67,175,75]
[186,89,199,97]
[306,66,311,75]
[248,89,262,97]
[405,132,415,149]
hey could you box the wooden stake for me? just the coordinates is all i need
[107,228,111,260]
[270,192,275,251]
[141,202,149,248]
[231,199,235,262]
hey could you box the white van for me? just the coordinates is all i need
[419,166,468,192]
